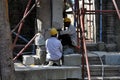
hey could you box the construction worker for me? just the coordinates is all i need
[45,28,63,66]
[59,18,77,48]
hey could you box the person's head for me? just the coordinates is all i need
[64,18,71,27]
[50,28,58,37]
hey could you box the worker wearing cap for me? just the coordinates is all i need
[45,28,63,66]
[60,18,77,47]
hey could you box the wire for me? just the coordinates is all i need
[90,52,104,80]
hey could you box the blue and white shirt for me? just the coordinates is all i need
[45,37,63,60]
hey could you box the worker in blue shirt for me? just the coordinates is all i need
[45,28,63,66]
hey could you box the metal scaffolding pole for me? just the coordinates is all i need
[80,8,91,80]
[100,0,102,42]
[75,0,81,47]
[86,10,120,13]
[112,0,120,20]
[88,0,92,40]
[79,0,91,79]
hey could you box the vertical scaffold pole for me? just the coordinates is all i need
[100,0,102,42]
[80,0,91,80]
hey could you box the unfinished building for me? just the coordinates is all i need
[6,0,120,80]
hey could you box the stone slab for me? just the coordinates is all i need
[63,54,81,66]
[104,54,120,65]
[15,65,81,80]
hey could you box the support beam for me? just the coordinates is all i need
[112,0,120,20]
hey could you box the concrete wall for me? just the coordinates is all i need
[52,0,63,29]
[36,0,52,39]
[15,66,81,80]
[36,0,63,39]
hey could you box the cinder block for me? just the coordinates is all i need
[63,54,81,66]
[23,55,35,65]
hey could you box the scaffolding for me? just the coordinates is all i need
[70,0,120,80]
[11,0,120,80]
[12,0,38,61]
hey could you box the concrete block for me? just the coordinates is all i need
[22,55,44,65]
[63,54,81,66]
[23,55,35,65]
[104,54,120,65]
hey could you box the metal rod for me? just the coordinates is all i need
[80,12,91,80]
[65,9,120,14]
[88,0,92,40]
[100,0,102,42]
[76,0,80,47]
[13,34,37,61]
[12,32,29,43]
[82,0,84,9]
[81,0,91,79]
[112,0,120,20]
[74,0,85,79]
[86,10,120,13]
